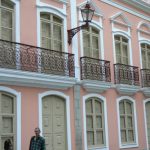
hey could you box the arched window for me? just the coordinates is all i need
[0,92,16,150]
[86,97,105,148]
[0,0,14,41]
[141,43,150,69]
[119,99,135,144]
[40,12,63,51]
[83,26,100,58]
[115,35,129,65]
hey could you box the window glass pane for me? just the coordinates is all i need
[53,16,62,23]
[115,36,120,41]
[126,101,132,114]
[115,42,121,55]
[127,116,133,128]
[122,57,128,65]
[1,28,12,41]
[1,9,12,28]
[40,13,50,20]
[87,131,94,145]
[1,94,14,114]
[128,130,134,142]
[92,36,99,49]
[96,116,102,128]
[41,38,51,49]
[41,22,51,38]
[86,100,93,113]
[121,130,127,142]
[122,37,128,43]
[92,27,99,34]
[53,25,61,40]
[120,116,125,129]
[86,116,93,129]
[96,131,104,145]
[83,33,90,57]
[122,44,128,57]
[2,117,13,133]
[53,40,62,51]
[95,100,102,113]
[119,102,125,114]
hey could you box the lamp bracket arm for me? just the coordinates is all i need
[68,23,89,45]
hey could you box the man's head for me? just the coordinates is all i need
[34,127,41,137]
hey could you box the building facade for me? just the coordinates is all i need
[0,0,150,150]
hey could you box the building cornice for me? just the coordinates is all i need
[122,0,150,14]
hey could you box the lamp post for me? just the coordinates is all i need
[68,1,94,45]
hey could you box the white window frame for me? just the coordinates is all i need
[83,94,109,150]
[112,32,133,65]
[0,86,21,150]
[137,22,150,69]
[38,90,71,150]
[117,96,138,149]
[143,98,150,150]
[36,2,68,52]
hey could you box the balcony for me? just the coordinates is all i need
[114,63,139,86]
[80,56,111,82]
[0,39,75,77]
[141,69,150,87]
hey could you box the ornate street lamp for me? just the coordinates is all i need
[68,1,95,45]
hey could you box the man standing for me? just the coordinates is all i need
[29,127,46,150]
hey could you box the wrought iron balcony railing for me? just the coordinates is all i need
[114,63,139,86]
[141,69,150,87]
[80,56,111,82]
[0,39,75,77]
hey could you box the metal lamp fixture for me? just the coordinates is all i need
[68,1,94,45]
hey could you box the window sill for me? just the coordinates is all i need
[88,146,108,150]
[120,143,138,149]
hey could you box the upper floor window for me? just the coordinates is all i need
[0,0,14,41]
[115,35,129,65]
[40,12,63,51]
[141,43,150,69]
[86,97,105,149]
[83,26,100,59]
[119,99,135,145]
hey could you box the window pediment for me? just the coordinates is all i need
[110,12,131,27]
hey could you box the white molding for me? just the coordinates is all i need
[110,12,132,27]
[101,0,150,21]
[138,40,150,69]
[116,96,139,149]
[83,94,109,150]
[112,31,133,65]
[0,68,76,89]
[70,0,79,80]
[81,80,112,93]
[38,91,72,150]
[80,20,104,59]
[115,84,140,95]
[0,86,21,150]
[143,98,150,150]
[137,21,150,30]
[36,2,68,52]
[10,0,20,42]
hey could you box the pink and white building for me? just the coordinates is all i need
[0,0,150,150]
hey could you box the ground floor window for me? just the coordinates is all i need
[0,92,16,150]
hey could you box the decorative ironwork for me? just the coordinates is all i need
[0,39,75,77]
[68,23,88,45]
[114,63,139,86]
[80,56,111,82]
[141,69,150,87]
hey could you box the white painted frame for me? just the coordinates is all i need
[11,0,20,42]
[38,91,72,150]
[83,94,109,150]
[137,22,150,69]
[36,2,68,52]
[0,86,21,150]
[116,96,139,149]
[143,98,150,150]
[112,31,133,65]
